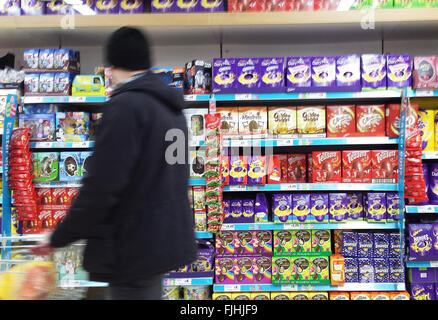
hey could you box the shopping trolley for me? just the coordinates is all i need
[0,240,89,300]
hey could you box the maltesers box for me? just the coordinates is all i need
[356,105,386,136]
[326,105,356,137]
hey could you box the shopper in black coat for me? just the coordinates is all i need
[46,27,198,299]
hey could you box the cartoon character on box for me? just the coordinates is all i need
[60,152,81,181]
[80,152,92,176]
[56,112,90,142]
[19,114,55,142]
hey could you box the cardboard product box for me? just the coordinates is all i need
[292,194,311,223]
[289,292,309,300]
[247,156,266,185]
[336,55,361,91]
[234,256,255,284]
[55,112,90,142]
[370,292,391,300]
[342,150,372,183]
[229,155,248,185]
[235,58,261,92]
[329,292,350,300]
[297,106,326,135]
[267,155,281,184]
[361,54,387,90]
[212,58,237,93]
[287,154,307,183]
[347,193,364,221]
[189,148,206,180]
[272,194,293,223]
[413,56,438,90]
[309,256,330,283]
[217,107,239,135]
[59,152,81,182]
[183,108,208,146]
[250,292,270,300]
[356,105,386,136]
[311,229,331,254]
[80,151,92,177]
[290,256,311,281]
[271,292,290,300]
[273,230,294,256]
[387,54,412,89]
[341,231,358,257]
[286,57,312,92]
[311,56,336,89]
[231,293,251,300]
[253,230,272,255]
[19,114,56,142]
[268,106,297,135]
[344,257,359,283]
[212,293,232,300]
[329,193,348,223]
[371,150,398,183]
[309,292,329,300]
[272,257,292,284]
[374,258,390,283]
[238,106,268,136]
[312,151,342,183]
[366,193,387,223]
[358,233,374,258]
[310,194,329,223]
[326,105,356,137]
[215,231,235,256]
[410,283,436,300]
[252,256,272,284]
[33,152,59,182]
[259,57,285,92]
[390,291,410,300]
[373,233,390,258]
[389,258,405,283]
[350,292,371,300]
[215,257,235,284]
[409,268,436,283]
[409,224,434,260]
[291,230,312,254]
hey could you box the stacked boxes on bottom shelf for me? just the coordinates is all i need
[329,291,410,300]
[272,229,331,285]
[340,231,404,284]
[408,223,438,261]
[409,267,438,300]
[215,230,273,285]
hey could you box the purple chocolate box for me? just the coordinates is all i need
[311,56,336,89]
[252,256,272,284]
[196,0,224,12]
[342,231,358,257]
[347,193,364,221]
[234,256,254,284]
[361,54,387,90]
[254,193,268,223]
[21,0,45,15]
[235,58,261,93]
[191,239,214,272]
[212,58,237,94]
[292,194,311,223]
[235,231,255,255]
[433,224,438,257]
[230,200,243,223]
[358,258,374,283]
[92,0,120,14]
[310,194,329,223]
[0,0,21,16]
[229,156,247,185]
[286,57,312,92]
[253,230,272,256]
[374,258,389,283]
[409,268,435,284]
[174,0,199,12]
[344,257,359,283]
[242,199,255,223]
[272,194,293,223]
[389,258,405,283]
[366,193,387,223]
[409,224,434,260]
[411,283,435,300]
[247,156,265,185]
[358,233,374,258]
[373,233,389,258]
[259,57,285,93]
[386,193,400,222]
[215,231,235,256]
[223,200,232,224]
[389,233,402,258]
[215,257,235,284]
[151,0,175,12]
[386,54,412,89]
[45,0,73,15]
[329,193,348,222]
[119,0,143,13]
[336,55,361,91]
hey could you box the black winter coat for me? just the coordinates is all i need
[50,71,198,285]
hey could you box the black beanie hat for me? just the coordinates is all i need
[105,27,151,71]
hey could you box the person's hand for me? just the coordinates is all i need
[30,231,55,256]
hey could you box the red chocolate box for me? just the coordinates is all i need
[356,105,385,136]
[312,151,341,183]
[287,154,307,183]
[267,155,281,184]
[372,150,398,183]
[327,105,356,137]
[342,150,372,183]
[385,104,419,138]
[36,188,52,206]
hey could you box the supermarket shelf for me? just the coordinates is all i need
[221,221,400,231]
[213,90,401,102]
[407,89,438,98]
[188,179,206,186]
[58,280,109,288]
[406,261,438,268]
[223,183,398,192]
[0,166,2,173]
[34,181,83,188]
[223,137,398,147]
[405,205,438,213]
[22,96,107,104]
[29,141,95,149]
[422,152,438,160]
[213,283,406,292]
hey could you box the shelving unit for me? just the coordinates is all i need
[224,183,398,192]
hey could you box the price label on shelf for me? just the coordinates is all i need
[24,96,44,103]
[281,285,298,291]
[235,94,253,101]
[277,139,292,147]
[223,285,240,292]
[283,224,304,230]
[184,95,197,101]
[303,92,326,99]
[72,141,90,148]
[60,280,81,288]
[421,205,436,213]
[429,261,438,268]
[281,184,298,191]
[221,224,235,231]
[229,185,246,192]
[174,278,192,286]
[36,142,52,148]
[69,96,86,103]
[424,152,438,159]
[416,90,435,97]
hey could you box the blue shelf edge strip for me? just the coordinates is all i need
[223,183,398,192]
[221,222,400,230]
[213,283,406,292]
